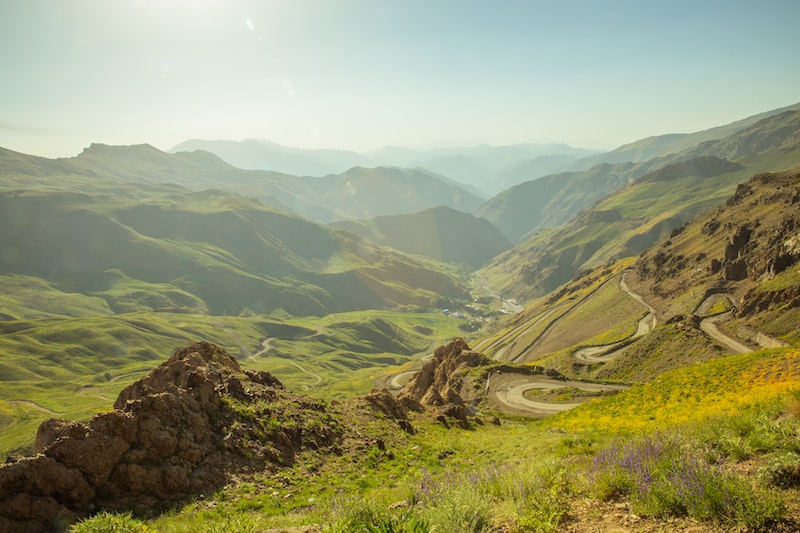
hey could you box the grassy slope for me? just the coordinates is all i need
[475,259,639,363]
[330,206,512,268]
[0,169,475,459]
[551,347,800,434]
[0,172,469,314]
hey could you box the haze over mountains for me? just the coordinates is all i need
[171,138,599,196]
[0,149,469,317]
[4,0,800,527]
[481,107,800,302]
[331,206,512,268]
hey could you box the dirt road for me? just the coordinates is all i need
[695,294,753,354]
[8,400,59,416]
[486,371,628,417]
[288,361,323,388]
[573,272,656,364]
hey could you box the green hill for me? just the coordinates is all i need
[3,105,800,533]
[0,181,466,316]
[331,206,512,267]
[477,168,799,384]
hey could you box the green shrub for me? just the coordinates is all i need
[327,498,428,533]
[69,512,147,533]
[510,461,571,532]
[760,451,800,488]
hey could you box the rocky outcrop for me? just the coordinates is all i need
[398,338,491,428]
[359,388,416,434]
[0,342,344,533]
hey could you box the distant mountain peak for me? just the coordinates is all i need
[81,142,160,154]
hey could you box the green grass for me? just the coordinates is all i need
[479,261,641,365]
[55,341,800,532]
[0,275,114,319]
[479,147,800,305]
[759,262,800,293]
[591,433,785,528]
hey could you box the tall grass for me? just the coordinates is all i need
[328,460,572,533]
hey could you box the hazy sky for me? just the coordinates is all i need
[1,0,799,158]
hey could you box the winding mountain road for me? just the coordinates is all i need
[388,370,418,390]
[288,361,323,388]
[8,400,59,416]
[485,273,757,417]
[250,338,323,389]
[390,272,759,418]
[508,275,624,363]
[573,272,657,364]
[695,294,754,354]
[487,372,629,417]
[249,338,274,360]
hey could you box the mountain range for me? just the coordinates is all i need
[478,107,800,305]
[331,206,512,268]
[171,138,598,196]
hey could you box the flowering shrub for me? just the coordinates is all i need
[591,435,785,528]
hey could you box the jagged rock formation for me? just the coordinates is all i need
[398,338,492,427]
[359,388,416,434]
[0,342,391,533]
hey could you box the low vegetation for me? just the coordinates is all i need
[64,346,800,532]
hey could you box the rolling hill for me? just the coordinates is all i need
[0,151,469,317]
[3,108,800,532]
[331,206,512,267]
[476,167,799,388]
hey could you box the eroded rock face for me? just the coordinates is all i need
[398,338,491,427]
[360,388,416,434]
[0,342,342,532]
